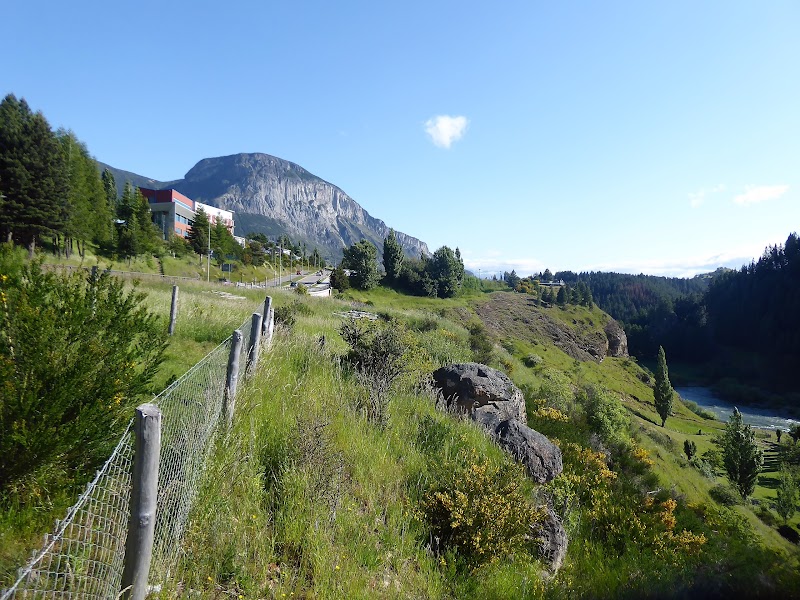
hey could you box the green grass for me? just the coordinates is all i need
[4,261,800,597]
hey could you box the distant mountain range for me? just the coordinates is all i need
[97,153,429,262]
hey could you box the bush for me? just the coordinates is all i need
[756,504,778,527]
[684,439,697,460]
[273,300,312,330]
[420,448,543,569]
[682,399,716,420]
[339,317,411,426]
[0,254,166,491]
[523,353,543,368]
[467,321,494,365]
[580,385,630,448]
[709,483,740,506]
[690,457,716,479]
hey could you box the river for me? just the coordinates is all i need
[675,386,799,431]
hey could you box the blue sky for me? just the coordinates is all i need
[3,1,798,277]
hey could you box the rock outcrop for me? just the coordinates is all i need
[472,406,563,483]
[530,507,568,574]
[604,319,629,357]
[431,363,562,483]
[431,363,567,572]
[432,362,526,423]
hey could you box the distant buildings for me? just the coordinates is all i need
[139,188,196,239]
[138,188,238,243]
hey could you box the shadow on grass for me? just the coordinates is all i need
[778,524,799,545]
[758,475,780,490]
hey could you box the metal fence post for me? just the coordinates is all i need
[121,404,161,600]
[224,330,244,427]
[168,285,179,336]
[246,312,263,376]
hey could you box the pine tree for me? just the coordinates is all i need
[0,94,66,254]
[101,169,118,253]
[330,263,350,291]
[188,207,210,259]
[427,245,462,298]
[454,247,465,286]
[116,182,140,258]
[653,345,673,427]
[721,407,763,500]
[135,189,161,255]
[58,130,110,257]
[773,465,798,523]
[342,240,379,290]
[383,229,404,282]
[556,285,567,306]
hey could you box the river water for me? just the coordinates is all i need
[675,386,799,431]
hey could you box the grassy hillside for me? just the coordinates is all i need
[2,258,798,597]
[163,286,799,598]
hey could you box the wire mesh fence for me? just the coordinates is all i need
[1,304,273,600]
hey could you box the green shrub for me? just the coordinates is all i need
[0,253,166,492]
[684,439,697,460]
[709,483,740,506]
[523,353,543,368]
[756,504,778,527]
[536,368,575,414]
[580,385,630,448]
[681,399,716,420]
[467,321,494,365]
[690,457,716,479]
[339,317,411,426]
[274,300,312,330]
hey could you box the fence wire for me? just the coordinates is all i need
[2,306,271,600]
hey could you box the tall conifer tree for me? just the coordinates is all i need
[654,345,673,427]
[383,229,404,282]
[722,408,763,500]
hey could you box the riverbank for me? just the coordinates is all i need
[676,386,800,431]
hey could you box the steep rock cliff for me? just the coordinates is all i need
[98,153,429,262]
[174,153,428,261]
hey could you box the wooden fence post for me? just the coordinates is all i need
[224,330,244,427]
[261,296,272,337]
[168,285,179,336]
[246,312,263,376]
[121,404,162,600]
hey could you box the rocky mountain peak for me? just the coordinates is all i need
[98,152,429,263]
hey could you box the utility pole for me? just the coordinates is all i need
[206,220,211,282]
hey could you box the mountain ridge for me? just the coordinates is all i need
[97,152,429,262]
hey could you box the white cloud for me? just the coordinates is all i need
[733,184,789,206]
[688,184,726,209]
[424,115,469,148]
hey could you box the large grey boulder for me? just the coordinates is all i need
[473,406,563,483]
[530,507,568,574]
[432,363,526,423]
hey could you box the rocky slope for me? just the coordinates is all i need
[98,153,429,262]
[475,293,628,362]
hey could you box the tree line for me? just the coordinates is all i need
[498,268,595,308]
[330,230,466,299]
[0,93,178,261]
[0,93,332,275]
[575,234,800,394]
